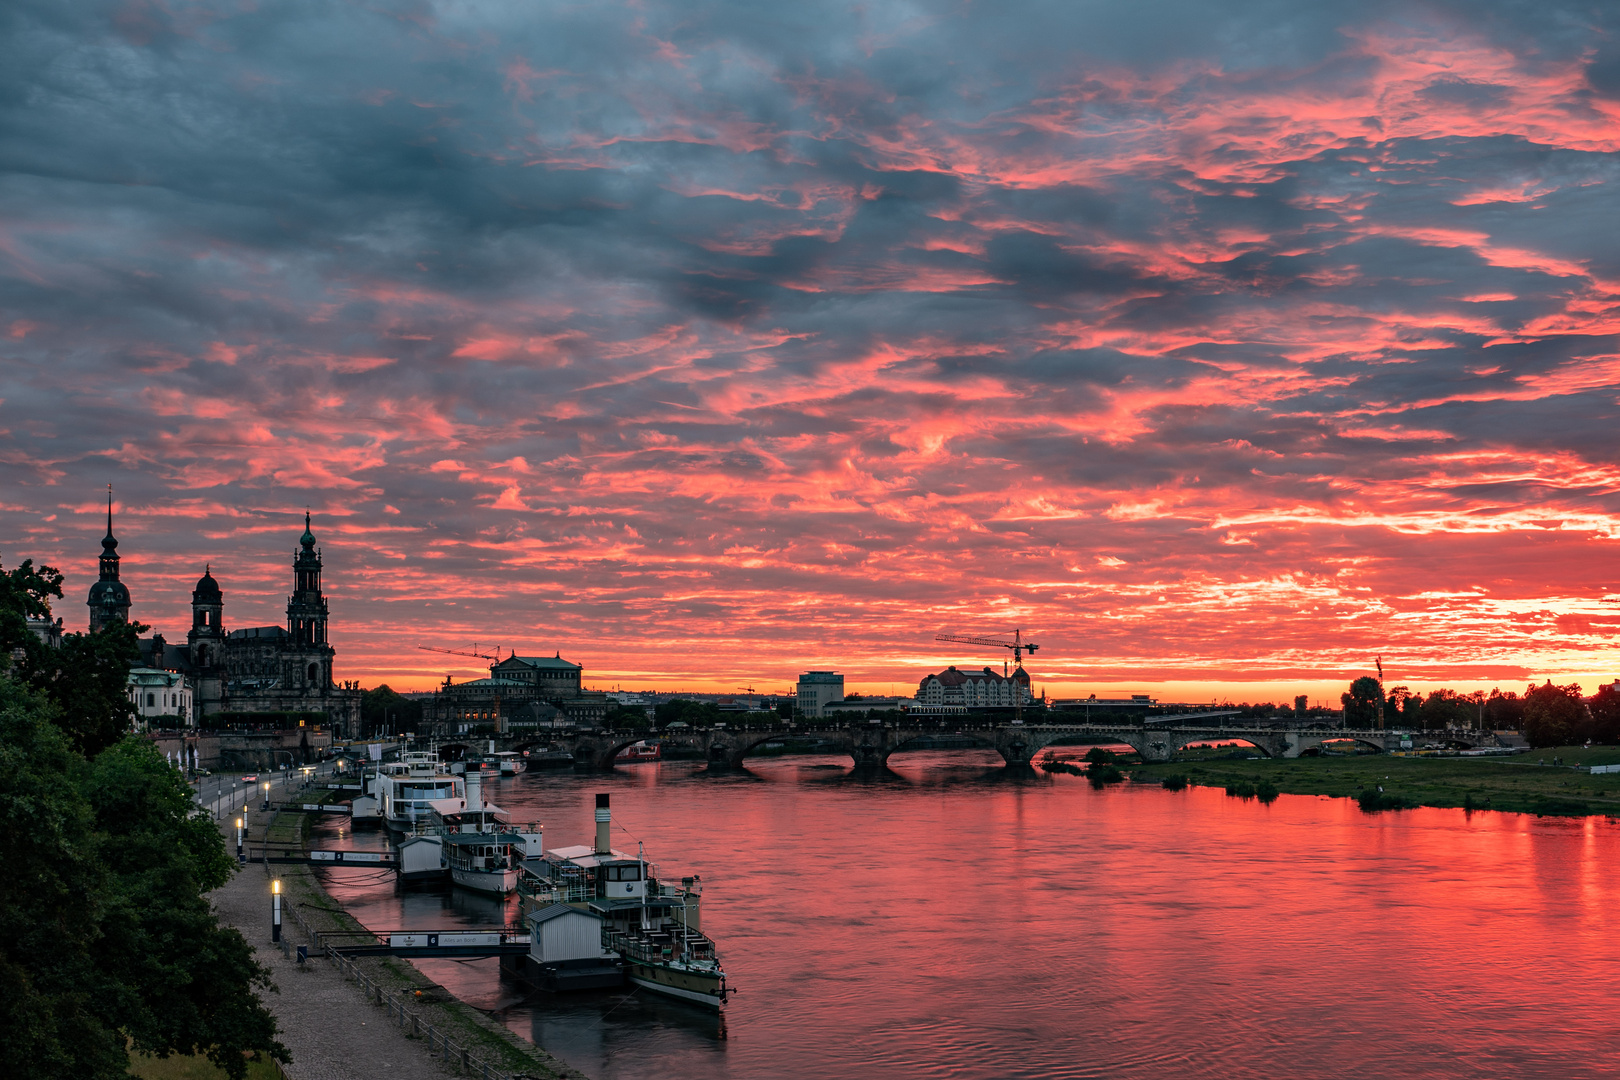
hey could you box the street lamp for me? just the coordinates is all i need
[236,817,244,864]
[261,780,270,811]
[271,879,282,943]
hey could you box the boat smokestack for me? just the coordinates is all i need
[595,793,611,854]
[466,768,482,812]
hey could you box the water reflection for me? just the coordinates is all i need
[313,752,1620,1080]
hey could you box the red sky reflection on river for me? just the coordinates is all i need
[316,755,1620,1079]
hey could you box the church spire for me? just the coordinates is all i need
[88,483,131,631]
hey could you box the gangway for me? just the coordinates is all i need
[252,847,396,866]
[315,927,530,958]
[269,801,352,814]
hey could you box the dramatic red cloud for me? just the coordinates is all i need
[4,2,1620,703]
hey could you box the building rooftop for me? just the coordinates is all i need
[504,655,582,671]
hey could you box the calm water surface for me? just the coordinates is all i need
[315,752,1620,1079]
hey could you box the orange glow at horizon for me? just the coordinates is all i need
[4,3,1620,701]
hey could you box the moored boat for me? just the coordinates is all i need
[427,768,541,896]
[376,749,463,834]
[517,793,729,1008]
[614,740,662,763]
[525,746,575,770]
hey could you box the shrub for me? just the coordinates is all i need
[1088,763,1125,786]
[1084,747,1117,764]
[1225,781,1256,799]
[1161,774,1189,791]
[1357,788,1414,812]
[1255,781,1280,804]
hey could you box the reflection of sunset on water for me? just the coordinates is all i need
[6,3,1620,701]
[318,757,1620,1079]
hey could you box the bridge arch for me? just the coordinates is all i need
[879,732,999,766]
[1300,736,1387,756]
[1175,736,1276,760]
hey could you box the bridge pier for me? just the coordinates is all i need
[995,728,1038,768]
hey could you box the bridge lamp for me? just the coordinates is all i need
[271,879,282,943]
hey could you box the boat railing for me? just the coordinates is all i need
[519,879,595,906]
[603,926,718,965]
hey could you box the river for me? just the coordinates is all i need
[314,751,1620,1079]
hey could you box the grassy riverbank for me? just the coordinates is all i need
[1122,746,1620,817]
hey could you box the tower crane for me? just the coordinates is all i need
[934,629,1040,724]
[416,643,503,663]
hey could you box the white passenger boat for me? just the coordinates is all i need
[517,793,730,1008]
[427,769,542,895]
[376,750,464,834]
[492,750,523,775]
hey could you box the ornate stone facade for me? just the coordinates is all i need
[123,514,362,735]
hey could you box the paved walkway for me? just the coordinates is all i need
[208,811,460,1080]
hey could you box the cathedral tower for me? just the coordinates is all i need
[87,487,131,632]
[188,565,224,668]
[285,513,332,688]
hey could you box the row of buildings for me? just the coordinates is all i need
[70,498,608,739]
[793,664,1036,718]
[69,498,365,733]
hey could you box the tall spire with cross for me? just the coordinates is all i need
[87,484,131,631]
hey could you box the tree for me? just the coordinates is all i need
[1483,689,1524,730]
[1590,684,1620,744]
[1341,677,1384,725]
[0,558,286,1079]
[655,698,724,728]
[86,739,285,1078]
[0,557,63,662]
[1418,689,1474,731]
[1523,681,1587,748]
[32,622,147,756]
[1386,686,1421,725]
[603,704,651,730]
[360,684,422,736]
[0,679,124,1080]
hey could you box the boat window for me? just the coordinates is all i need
[606,864,642,881]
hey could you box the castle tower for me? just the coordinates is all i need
[285,512,332,688]
[188,565,225,668]
[87,487,131,632]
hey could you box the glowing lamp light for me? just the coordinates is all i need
[272,879,281,895]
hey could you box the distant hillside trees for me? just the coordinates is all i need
[360,684,422,736]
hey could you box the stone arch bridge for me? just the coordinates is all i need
[493,715,1498,771]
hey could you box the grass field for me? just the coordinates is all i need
[1123,746,1620,817]
[126,1050,280,1079]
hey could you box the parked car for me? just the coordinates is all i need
[242,774,258,783]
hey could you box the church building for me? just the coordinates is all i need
[90,502,361,735]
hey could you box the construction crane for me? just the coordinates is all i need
[416,643,502,663]
[736,686,758,694]
[935,629,1040,724]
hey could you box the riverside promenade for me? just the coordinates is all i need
[208,784,588,1080]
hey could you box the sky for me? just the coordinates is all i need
[4,0,1620,702]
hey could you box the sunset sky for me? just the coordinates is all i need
[4,1,1620,702]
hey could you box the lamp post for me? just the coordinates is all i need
[236,817,244,864]
[261,780,270,811]
[271,880,282,944]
